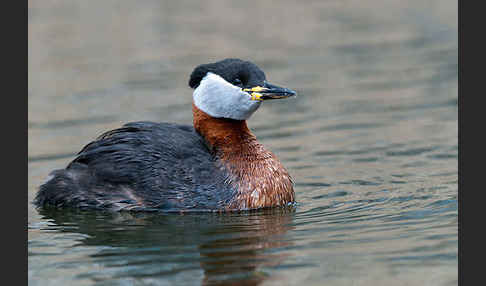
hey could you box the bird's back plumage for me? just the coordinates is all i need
[34,121,236,212]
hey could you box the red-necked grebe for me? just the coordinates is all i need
[34,58,297,212]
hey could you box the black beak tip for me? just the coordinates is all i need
[259,82,298,100]
[287,88,297,97]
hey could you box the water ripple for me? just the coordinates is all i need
[28,1,458,284]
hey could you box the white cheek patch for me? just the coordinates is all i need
[193,73,261,120]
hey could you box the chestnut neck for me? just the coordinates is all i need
[192,103,294,210]
[192,103,262,157]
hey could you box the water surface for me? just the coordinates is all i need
[28,1,458,285]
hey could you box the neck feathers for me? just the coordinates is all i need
[192,103,255,154]
[192,104,294,210]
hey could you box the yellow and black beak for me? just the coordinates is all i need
[244,81,297,101]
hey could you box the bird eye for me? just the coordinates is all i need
[233,78,243,87]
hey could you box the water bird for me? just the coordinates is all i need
[34,58,297,212]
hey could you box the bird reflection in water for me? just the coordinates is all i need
[37,207,295,285]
